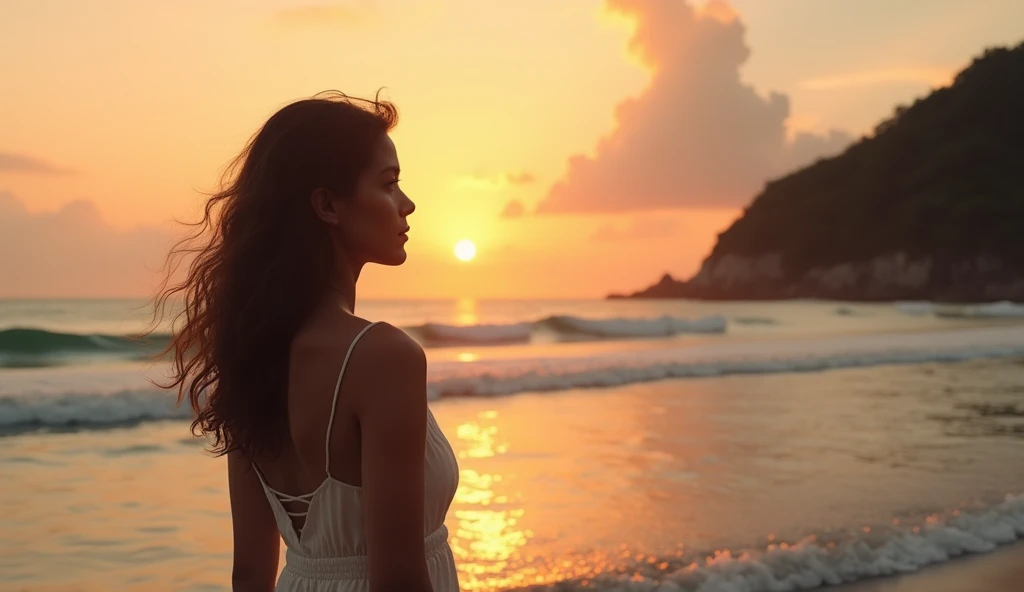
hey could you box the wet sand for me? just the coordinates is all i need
[840,543,1024,592]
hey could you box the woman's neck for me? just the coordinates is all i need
[328,255,360,314]
[326,282,356,314]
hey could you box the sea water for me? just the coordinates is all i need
[1,298,1023,590]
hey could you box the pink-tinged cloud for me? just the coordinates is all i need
[535,0,852,214]
[0,152,73,176]
[0,192,171,298]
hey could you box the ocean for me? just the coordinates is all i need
[2,298,1024,591]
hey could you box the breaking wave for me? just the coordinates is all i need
[0,328,169,368]
[1,314,727,367]
[408,314,727,346]
[510,494,1024,591]
[3,325,1022,434]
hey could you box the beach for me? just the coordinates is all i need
[840,545,1024,592]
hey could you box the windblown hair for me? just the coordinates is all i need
[150,91,398,460]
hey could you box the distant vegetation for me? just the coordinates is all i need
[617,41,1024,302]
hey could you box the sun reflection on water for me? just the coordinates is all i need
[457,351,480,363]
[456,420,508,460]
[455,297,478,326]
[445,409,656,590]
[449,411,533,590]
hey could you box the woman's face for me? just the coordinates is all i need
[334,134,415,266]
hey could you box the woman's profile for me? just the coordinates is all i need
[151,91,459,591]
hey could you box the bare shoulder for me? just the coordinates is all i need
[357,322,425,365]
[289,319,423,411]
[346,322,427,412]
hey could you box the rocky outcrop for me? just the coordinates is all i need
[618,253,1024,302]
[612,42,1024,303]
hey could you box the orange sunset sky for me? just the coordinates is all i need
[2,0,1023,299]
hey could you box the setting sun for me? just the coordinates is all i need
[454,239,477,262]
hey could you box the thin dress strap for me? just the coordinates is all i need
[325,321,381,477]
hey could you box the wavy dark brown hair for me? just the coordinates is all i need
[150,91,398,461]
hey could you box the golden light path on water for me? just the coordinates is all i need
[448,411,529,590]
[441,406,687,590]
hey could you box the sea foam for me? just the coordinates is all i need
[515,494,1024,591]
[2,325,1023,433]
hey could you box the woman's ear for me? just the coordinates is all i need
[310,188,343,225]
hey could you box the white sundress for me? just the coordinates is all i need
[251,322,461,591]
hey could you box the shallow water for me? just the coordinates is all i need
[2,357,1023,591]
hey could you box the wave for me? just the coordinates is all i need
[3,326,1023,434]
[510,494,1024,591]
[543,314,726,337]
[425,326,1024,398]
[937,300,1024,319]
[0,389,192,434]
[410,314,727,347]
[6,299,1021,366]
[732,316,777,325]
[0,314,725,366]
[416,322,534,345]
[0,328,170,368]
[897,300,1024,318]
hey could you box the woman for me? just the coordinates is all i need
[152,91,460,591]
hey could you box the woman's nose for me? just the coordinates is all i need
[400,190,415,216]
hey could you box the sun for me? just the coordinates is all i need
[454,239,476,262]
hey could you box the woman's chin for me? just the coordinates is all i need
[377,249,408,267]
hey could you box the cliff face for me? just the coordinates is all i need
[619,253,1024,302]
[615,42,1024,302]
[678,252,1024,301]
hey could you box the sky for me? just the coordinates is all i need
[1,0,1022,299]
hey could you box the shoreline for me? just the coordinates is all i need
[838,542,1024,591]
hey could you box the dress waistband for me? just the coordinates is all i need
[283,525,450,581]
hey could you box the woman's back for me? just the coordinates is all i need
[243,318,460,590]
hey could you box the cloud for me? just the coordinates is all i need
[500,200,526,219]
[274,4,370,28]
[0,152,73,175]
[799,68,952,91]
[535,0,852,214]
[455,171,537,191]
[591,216,679,241]
[0,192,172,297]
